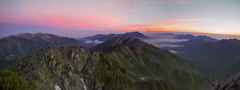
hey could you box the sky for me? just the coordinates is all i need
[0,0,240,38]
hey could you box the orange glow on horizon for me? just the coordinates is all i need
[152,19,204,22]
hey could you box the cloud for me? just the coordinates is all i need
[84,40,103,44]
[152,19,204,22]
[142,34,186,49]
[169,50,178,53]
[157,0,193,4]
[0,0,127,30]
[118,24,189,32]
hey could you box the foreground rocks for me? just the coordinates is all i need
[203,72,240,90]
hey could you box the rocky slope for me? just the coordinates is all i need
[203,72,240,90]
[0,33,84,69]
[8,46,180,90]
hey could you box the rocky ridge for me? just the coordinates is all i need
[8,46,180,90]
[203,72,240,90]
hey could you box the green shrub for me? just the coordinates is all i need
[0,69,36,90]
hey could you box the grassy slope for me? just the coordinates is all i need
[108,45,214,90]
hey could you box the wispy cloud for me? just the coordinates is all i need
[118,24,185,31]
[152,19,204,22]
[157,0,193,4]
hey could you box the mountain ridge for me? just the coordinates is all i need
[7,36,215,89]
[8,45,180,90]
[79,31,148,41]
[0,33,84,69]
[90,36,215,89]
[89,35,154,53]
[175,34,218,42]
[166,38,240,77]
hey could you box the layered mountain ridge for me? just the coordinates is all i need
[167,38,240,77]
[0,33,85,69]
[80,31,148,41]
[7,36,216,89]
[175,34,218,42]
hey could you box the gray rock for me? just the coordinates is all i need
[203,72,240,90]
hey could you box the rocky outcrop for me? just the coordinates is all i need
[9,46,184,90]
[8,46,131,90]
[203,72,240,90]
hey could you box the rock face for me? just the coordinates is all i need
[203,72,240,90]
[0,33,83,69]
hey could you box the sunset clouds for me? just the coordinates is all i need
[0,0,239,36]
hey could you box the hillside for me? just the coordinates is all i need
[166,39,240,77]
[91,36,214,89]
[0,33,83,69]
[8,46,179,90]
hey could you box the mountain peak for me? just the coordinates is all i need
[89,36,152,53]
[80,31,148,41]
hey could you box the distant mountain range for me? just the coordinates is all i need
[0,33,86,69]
[8,36,214,90]
[79,31,148,41]
[175,34,218,42]
[165,38,240,77]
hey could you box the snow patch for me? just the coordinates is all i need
[140,77,147,81]
[169,50,178,53]
[81,78,87,90]
[55,85,61,90]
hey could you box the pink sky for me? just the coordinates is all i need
[0,0,240,36]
